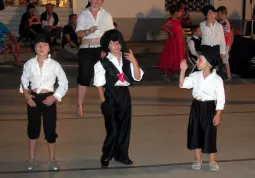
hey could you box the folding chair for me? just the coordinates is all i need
[188,55,197,74]
[186,35,197,74]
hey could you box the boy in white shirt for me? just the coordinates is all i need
[20,34,68,171]
[200,5,226,79]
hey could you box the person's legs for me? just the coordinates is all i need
[76,48,101,116]
[42,94,59,171]
[223,46,232,80]
[64,44,78,59]
[114,88,132,164]
[100,89,118,168]
[26,93,42,170]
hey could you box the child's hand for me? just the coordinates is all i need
[124,50,137,64]
[213,114,221,126]
[100,51,106,59]
[26,94,36,107]
[180,60,188,71]
[42,95,56,106]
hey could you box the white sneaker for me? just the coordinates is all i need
[209,162,219,172]
[192,160,202,171]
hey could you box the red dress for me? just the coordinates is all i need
[158,18,185,72]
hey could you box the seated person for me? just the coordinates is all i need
[187,25,202,60]
[41,3,63,44]
[0,22,23,67]
[62,14,79,58]
[19,3,42,41]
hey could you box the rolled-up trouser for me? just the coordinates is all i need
[27,91,58,143]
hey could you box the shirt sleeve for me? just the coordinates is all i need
[63,25,69,35]
[188,40,198,57]
[200,22,211,37]
[180,73,194,89]
[215,80,225,110]
[93,61,106,87]
[219,25,226,55]
[53,63,68,102]
[20,62,31,93]
[1,23,9,34]
[130,63,144,81]
[76,13,87,32]
[105,13,114,31]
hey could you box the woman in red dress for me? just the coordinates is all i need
[158,5,186,80]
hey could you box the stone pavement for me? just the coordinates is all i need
[1,85,255,178]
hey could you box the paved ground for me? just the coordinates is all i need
[1,52,255,177]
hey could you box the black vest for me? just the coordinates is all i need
[189,36,202,60]
[100,56,133,88]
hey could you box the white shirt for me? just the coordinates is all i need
[93,53,144,87]
[200,21,226,55]
[181,70,225,110]
[42,15,54,28]
[187,35,200,57]
[76,8,114,40]
[20,55,68,102]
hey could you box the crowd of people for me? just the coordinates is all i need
[159,3,233,81]
[0,1,118,67]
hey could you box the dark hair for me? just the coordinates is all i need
[34,33,51,51]
[169,5,180,15]
[69,14,77,21]
[86,2,91,8]
[202,5,216,16]
[191,25,200,34]
[113,22,117,28]
[100,29,127,53]
[27,3,35,10]
[46,3,53,8]
[217,6,228,15]
[178,0,186,6]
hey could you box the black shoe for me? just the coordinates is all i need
[114,158,133,165]
[100,157,109,168]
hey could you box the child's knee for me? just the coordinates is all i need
[27,129,40,140]
[45,133,58,143]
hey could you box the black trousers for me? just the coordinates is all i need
[201,45,224,78]
[27,91,57,143]
[101,87,132,161]
[77,48,101,86]
[187,100,217,153]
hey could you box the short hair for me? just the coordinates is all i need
[217,6,228,15]
[27,3,35,10]
[46,3,54,8]
[69,14,77,21]
[100,29,127,53]
[191,25,200,34]
[168,5,180,15]
[178,0,186,6]
[113,22,117,28]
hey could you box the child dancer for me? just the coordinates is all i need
[200,5,226,79]
[158,5,185,81]
[179,49,225,172]
[94,29,144,168]
[217,6,232,80]
[20,34,68,171]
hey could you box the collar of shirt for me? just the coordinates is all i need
[192,35,199,39]
[107,52,123,72]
